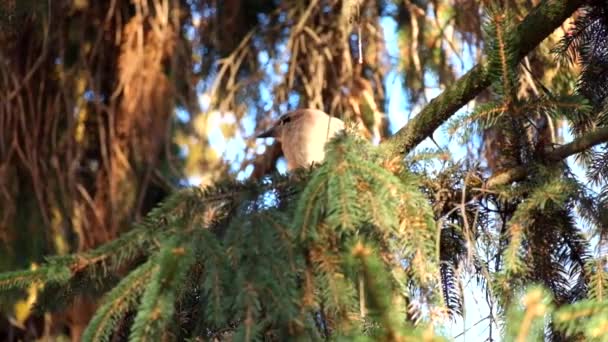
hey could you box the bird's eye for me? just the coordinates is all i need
[279,116,292,125]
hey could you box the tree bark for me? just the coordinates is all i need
[484,126,608,188]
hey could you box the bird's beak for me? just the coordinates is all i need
[256,126,276,138]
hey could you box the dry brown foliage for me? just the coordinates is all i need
[0,1,191,338]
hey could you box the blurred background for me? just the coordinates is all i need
[0,0,577,340]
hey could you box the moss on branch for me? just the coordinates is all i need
[383,0,587,158]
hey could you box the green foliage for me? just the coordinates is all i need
[551,258,608,340]
[553,0,608,226]
[554,299,608,340]
[504,286,553,342]
[483,6,521,101]
[0,135,446,340]
[2,1,608,341]
[1,124,598,340]
[0,262,70,292]
[129,236,196,341]
[439,3,608,340]
[82,260,155,342]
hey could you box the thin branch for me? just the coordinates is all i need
[453,315,492,339]
[382,0,587,158]
[486,125,608,188]
[485,167,528,189]
[548,126,608,161]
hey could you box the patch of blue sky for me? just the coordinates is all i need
[175,106,191,122]
[381,16,409,134]
[382,14,478,162]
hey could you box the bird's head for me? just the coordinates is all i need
[255,110,306,142]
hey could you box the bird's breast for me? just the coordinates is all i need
[281,119,343,170]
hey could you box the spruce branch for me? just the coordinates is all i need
[0,265,71,291]
[383,0,587,158]
[587,258,608,301]
[554,299,608,339]
[504,287,553,342]
[128,237,196,341]
[483,6,521,102]
[486,125,608,188]
[548,126,608,161]
[81,260,155,342]
[351,241,402,340]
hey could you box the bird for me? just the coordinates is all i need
[256,108,345,171]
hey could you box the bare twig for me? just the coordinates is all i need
[486,125,608,188]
